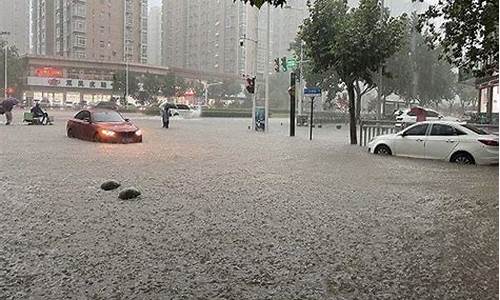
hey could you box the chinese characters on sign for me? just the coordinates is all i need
[27,77,113,90]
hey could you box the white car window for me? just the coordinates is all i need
[404,124,429,136]
[430,124,457,136]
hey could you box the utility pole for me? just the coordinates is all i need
[376,0,384,120]
[298,41,304,116]
[1,31,10,98]
[289,72,296,137]
[123,0,129,105]
[245,4,259,131]
[264,3,270,132]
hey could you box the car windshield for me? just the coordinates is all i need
[176,104,190,110]
[92,111,124,122]
[462,124,489,135]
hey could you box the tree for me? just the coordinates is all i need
[415,0,499,77]
[375,14,456,108]
[0,40,25,98]
[236,0,287,8]
[112,71,138,104]
[300,0,405,144]
[455,83,477,114]
[210,80,242,100]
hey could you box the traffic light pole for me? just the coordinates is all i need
[290,72,296,137]
[4,43,7,98]
[264,3,270,133]
[298,41,304,116]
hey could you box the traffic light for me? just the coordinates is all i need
[281,57,288,72]
[274,58,280,72]
[245,77,255,94]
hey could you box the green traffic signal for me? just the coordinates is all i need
[281,57,288,72]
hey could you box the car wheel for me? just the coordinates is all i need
[451,152,475,165]
[67,128,74,138]
[374,144,392,155]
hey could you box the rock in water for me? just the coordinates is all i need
[119,188,141,200]
[101,180,121,191]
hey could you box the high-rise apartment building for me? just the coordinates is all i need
[32,0,148,63]
[147,6,161,66]
[0,0,30,54]
[162,0,243,75]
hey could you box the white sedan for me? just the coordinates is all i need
[368,121,498,165]
[395,108,460,123]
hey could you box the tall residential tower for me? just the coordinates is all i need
[32,0,148,63]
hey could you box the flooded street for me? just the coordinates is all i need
[0,111,498,299]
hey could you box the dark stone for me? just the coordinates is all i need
[101,180,121,191]
[118,188,141,200]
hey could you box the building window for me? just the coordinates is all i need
[74,36,86,47]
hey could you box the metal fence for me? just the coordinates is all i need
[359,120,499,147]
[359,120,399,147]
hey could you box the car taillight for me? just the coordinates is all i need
[478,139,499,146]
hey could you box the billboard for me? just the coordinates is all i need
[27,77,113,90]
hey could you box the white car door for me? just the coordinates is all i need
[425,124,461,159]
[393,123,429,158]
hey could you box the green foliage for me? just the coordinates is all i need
[455,83,477,113]
[236,0,287,8]
[415,0,498,77]
[379,14,456,107]
[300,0,405,144]
[112,71,192,103]
[0,40,25,98]
[209,80,242,99]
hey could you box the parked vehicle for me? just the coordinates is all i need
[67,109,142,143]
[159,102,179,116]
[368,121,498,165]
[95,101,119,110]
[395,108,460,124]
[175,103,194,118]
[64,101,74,109]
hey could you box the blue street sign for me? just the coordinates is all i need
[304,87,321,97]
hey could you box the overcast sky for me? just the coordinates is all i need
[149,0,439,10]
[149,0,161,8]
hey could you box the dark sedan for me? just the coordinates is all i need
[67,109,142,143]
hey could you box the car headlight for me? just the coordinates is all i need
[100,129,116,137]
[135,130,142,136]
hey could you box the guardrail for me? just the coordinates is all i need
[359,120,400,147]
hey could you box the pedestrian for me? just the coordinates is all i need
[162,104,170,128]
[0,98,19,125]
[31,101,50,125]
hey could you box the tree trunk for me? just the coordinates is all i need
[354,82,362,122]
[347,82,357,145]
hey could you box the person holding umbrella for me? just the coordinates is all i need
[0,97,19,125]
[162,103,170,128]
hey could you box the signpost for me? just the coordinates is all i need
[286,58,297,70]
[304,87,322,140]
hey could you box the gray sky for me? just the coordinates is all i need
[149,0,161,8]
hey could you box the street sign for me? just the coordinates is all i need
[304,87,321,97]
[286,58,297,69]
